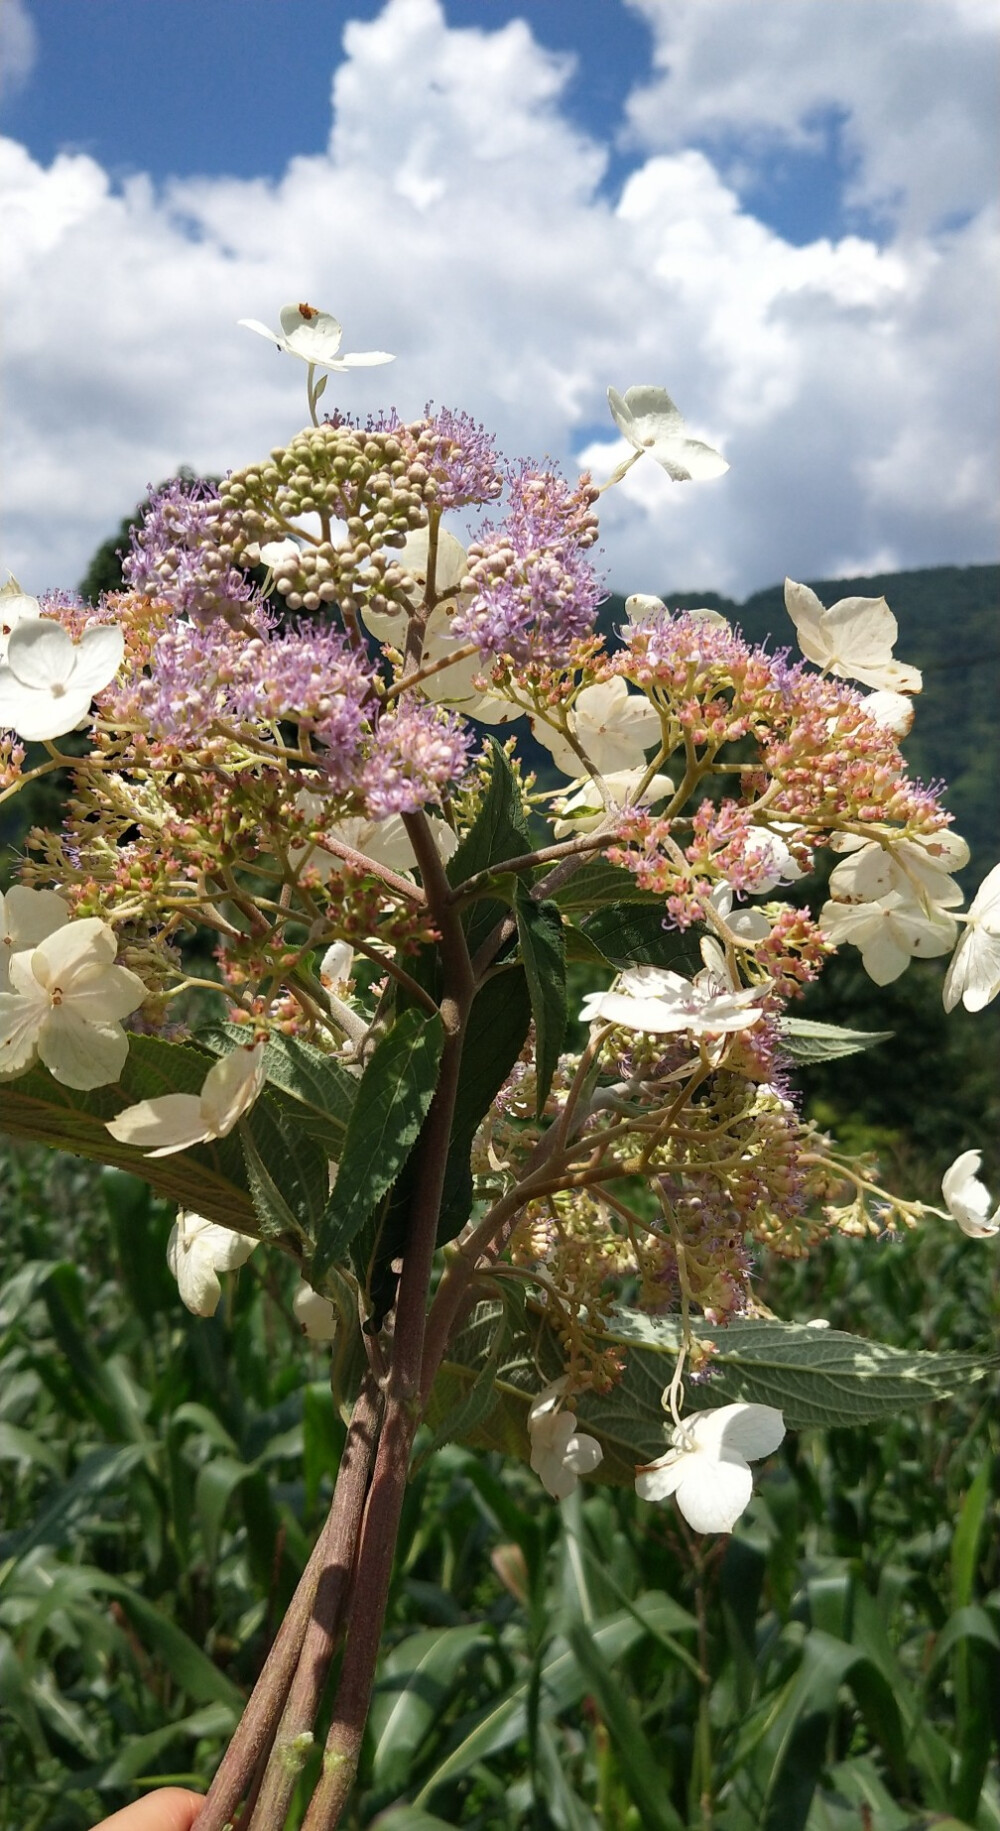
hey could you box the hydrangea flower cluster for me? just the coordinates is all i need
[1,301,996,1571]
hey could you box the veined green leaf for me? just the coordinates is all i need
[551,857,664,910]
[312,1008,444,1281]
[448,740,533,957]
[515,888,567,1111]
[581,902,696,968]
[779,1016,894,1062]
[433,966,532,1245]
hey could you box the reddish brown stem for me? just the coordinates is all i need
[192,1375,382,1831]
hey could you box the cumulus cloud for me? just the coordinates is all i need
[0,0,996,603]
[0,0,36,102]
[624,0,1000,233]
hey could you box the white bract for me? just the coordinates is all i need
[708,882,771,945]
[943,862,1000,1013]
[533,677,662,779]
[364,529,517,725]
[0,618,124,741]
[784,580,921,694]
[635,1402,786,1533]
[581,964,766,1036]
[293,1280,339,1341]
[106,1044,266,1157]
[862,689,915,736]
[292,802,458,881]
[742,828,805,894]
[0,583,41,662]
[528,1383,603,1500]
[238,303,394,372]
[941,1151,1000,1239]
[167,1211,258,1317]
[624,594,729,629]
[829,830,968,911]
[551,767,674,837]
[607,387,729,482]
[0,884,70,993]
[819,891,957,985]
[0,918,147,1090]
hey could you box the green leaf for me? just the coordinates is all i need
[433,966,532,1245]
[199,1022,356,1155]
[0,1422,61,1474]
[951,1458,992,1610]
[779,1017,894,1062]
[239,1096,330,1245]
[0,1033,255,1232]
[419,1290,523,1460]
[430,1302,995,1483]
[312,1009,444,1281]
[566,1619,686,1831]
[515,888,567,1111]
[448,740,533,956]
[370,1624,488,1790]
[413,1596,686,1802]
[552,857,664,910]
[581,902,695,968]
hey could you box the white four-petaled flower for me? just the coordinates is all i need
[607,388,729,482]
[0,918,147,1089]
[581,964,766,1036]
[941,1151,1000,1239]
[0,618,124,741]
[819,892,956,985]
[106,1044,266,1156]
[784,580,921,694]
[528,1382,603,1500]
[943,862,1000,1013]
[293,1280,339,1341]
[238,303,394,372]
[0,884,71,993]
[533,677,662,779]
[635,1402,786,1533]
[167,1210,258,1317]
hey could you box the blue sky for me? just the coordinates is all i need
[1,0,997,599]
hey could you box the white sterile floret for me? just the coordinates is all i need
[551,767,674,837]
[941,1151,1000,1239]
[292,800,458,881]
[238,303,394,372]
[819,891,957,985]
[0,884,71,992]
[708,882,771,945]
[0,918,147,1089]
[364,529,517,724]
[943,862,1000,1013]
[0,582,41,662]
[607,387,729,482]
[528,1383,603,1500]
[580,963,766,1036]
[167,1211,258,1317]
[319,942,354,998]
[106,1044,266,1157]
[532,677,662,779]
[862,689,915,737]
[0,618,124,741]
[292,1280,339,1341]
[625,595,729,629]
[829,829,968,910]
[742,827,805,893]
[784,580,921,694]
[635,1402,785,1533]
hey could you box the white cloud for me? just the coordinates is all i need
[0,0,996,604]
[624,0,1000,234]
[0,0,37,102]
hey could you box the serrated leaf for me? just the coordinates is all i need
[432,966,533,1245]
[779,1017,894,1062]
[582,902,696,968]
[199,1022,356,1153]
[239,1097,330,1246]
[552,857,665,910]
[429,1302,994,1483]
[515,888,567,1111]
[312,1009,444,1281]
[448,740,533,957]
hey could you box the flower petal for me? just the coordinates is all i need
[692,1402,786,1462]
[675,1450,754,1533]
[199,1044,266,1136]
[37,1010,129,1089]
[68,623,125,695]
[106,1093,208,1155]
[4,619,74,689]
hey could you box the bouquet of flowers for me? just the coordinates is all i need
[1,303,995,1830]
